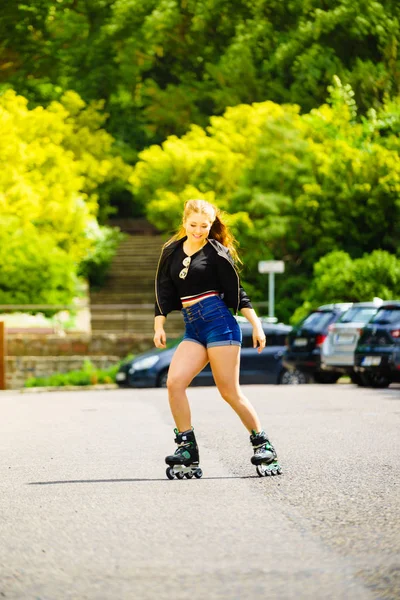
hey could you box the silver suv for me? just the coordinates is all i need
[321,299,383,383]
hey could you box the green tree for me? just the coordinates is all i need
[0,218,77,305]
[1,0,399,154]
[291,250,400,323]
[0,89,131,304]
[132,80,400,321]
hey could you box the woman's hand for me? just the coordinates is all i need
[253,326,266,354]
[240,308,266,353]
[154,328,167,349]
[154,315,167,348]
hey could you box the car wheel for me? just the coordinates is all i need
[279,369,308,384]
[350,372,362,385]
[157,369,169,388]
[360,372,391,389]
[314,372,341,384]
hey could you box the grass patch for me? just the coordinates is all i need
[24,359,123,388]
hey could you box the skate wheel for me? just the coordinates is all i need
[194,468,203,479]
[176,471,185,479]
[166,467,175,480]
[256,465,264,477]
[185,472,194,479]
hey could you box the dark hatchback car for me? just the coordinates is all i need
[354,301,400,388]
[116,320,293,387]
[283,303,353,383]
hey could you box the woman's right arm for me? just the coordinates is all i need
[154,315,167,348]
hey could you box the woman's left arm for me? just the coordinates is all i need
[241,307,266,353]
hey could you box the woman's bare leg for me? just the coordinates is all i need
[208,345,262,433]
[166,341,209,432]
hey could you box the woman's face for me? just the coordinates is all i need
[184,211,213,243]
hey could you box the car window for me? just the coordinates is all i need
[301,311,334,330]
[370,307,400,325]
[338,307,377,324]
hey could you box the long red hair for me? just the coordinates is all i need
[165,199,241,264]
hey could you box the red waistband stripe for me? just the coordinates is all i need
[181,291,219,304]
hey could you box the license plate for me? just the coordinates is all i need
[335,334,355,344]
[116,372,127,381]
[294,338,308,347]
[361,356,381,366]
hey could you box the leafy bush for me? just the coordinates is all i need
[24,359,122,388]
[0,217,78,306]
[291,250,400,323]
[0,89,132,305]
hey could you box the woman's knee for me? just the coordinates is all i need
[219,386,242,405]
[167,373,187,394]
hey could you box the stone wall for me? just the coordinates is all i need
[3,332,182,390]
[6,356,120,390]
[6,332,157,358]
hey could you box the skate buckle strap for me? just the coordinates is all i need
[174,436,192,445]
[174,428,194,444]
[253,441,272,450]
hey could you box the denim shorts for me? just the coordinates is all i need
[181,295,242,349]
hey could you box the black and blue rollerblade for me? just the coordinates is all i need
[250,430,282,477]
[165,428,203,480]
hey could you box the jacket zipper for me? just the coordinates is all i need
[154,251,163,316]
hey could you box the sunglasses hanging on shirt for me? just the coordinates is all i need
[179,256,191,279]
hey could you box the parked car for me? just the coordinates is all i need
[116,319,295,387]
[354,301,400,388]
[283,303,353,383]
[321,300,383,384]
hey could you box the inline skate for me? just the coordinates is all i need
[250,430,282,477]
[165,428,203,480]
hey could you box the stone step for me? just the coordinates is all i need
[115,250,160,256]
[106,263,157,270]
[117,237,163,244]
[91,313,184,335]
[113,254,160,261]
[91,291,155,301]
[101,283,155,290]
[112,258,159,265]
[107,219,159,235]
[92,291,154,299]
[113,245,159,251]
[90,232,167,332]
[100,275,155,284]
[117,237,164,246]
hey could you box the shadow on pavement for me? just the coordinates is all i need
[27,476,262,485]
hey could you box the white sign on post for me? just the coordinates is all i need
[258,260,285,320]
[258,260,285,274]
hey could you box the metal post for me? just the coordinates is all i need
[0,321,5,390]
[269,272,275,319]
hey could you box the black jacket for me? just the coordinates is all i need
[154,237,252,317]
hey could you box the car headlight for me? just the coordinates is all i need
[129,355,160,373]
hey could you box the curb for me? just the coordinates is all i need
[3,384,119,394]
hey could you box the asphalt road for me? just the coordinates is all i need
[0,383,399,600]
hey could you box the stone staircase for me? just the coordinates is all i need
[90,234,184,335]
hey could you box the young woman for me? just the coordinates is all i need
[154,199,281,478]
